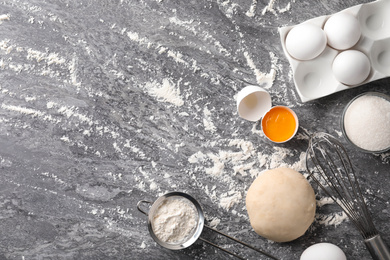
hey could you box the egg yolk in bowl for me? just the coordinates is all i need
[261,106,298,143]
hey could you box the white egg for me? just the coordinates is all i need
[332,50,371,85]
[324,12,361,50]
[285,23,327,61]
[300,243,347,260]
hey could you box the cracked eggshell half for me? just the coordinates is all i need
[236,85,272,122]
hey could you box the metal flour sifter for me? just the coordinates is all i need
[137,191,279,260]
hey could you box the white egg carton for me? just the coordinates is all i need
[279,0,390,102]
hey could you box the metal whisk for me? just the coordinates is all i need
[306,132,390,260]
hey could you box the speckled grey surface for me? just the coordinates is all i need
[0,0,389,259]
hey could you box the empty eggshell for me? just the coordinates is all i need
[300,243,347,260]
[324,12,361,50]
[236,86,272,122]
[285,23,327,61]
[332,50,371,85]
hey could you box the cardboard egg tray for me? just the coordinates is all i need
[279,0,390,102]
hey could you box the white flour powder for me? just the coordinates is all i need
[152,196,198,244]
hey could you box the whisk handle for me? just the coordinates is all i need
[365,235,390,260]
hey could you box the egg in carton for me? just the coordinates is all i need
[279,0,390,102]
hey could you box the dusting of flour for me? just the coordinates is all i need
[0,14,10,24]
[188,138,306,211]
[144,78,184,107]
[315,197,349,226]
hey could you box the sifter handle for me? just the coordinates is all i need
[137,200,152,216]
[365,235,390,260]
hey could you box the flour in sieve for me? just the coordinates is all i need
[152,196,198,244]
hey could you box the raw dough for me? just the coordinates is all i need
[246,167,316,242]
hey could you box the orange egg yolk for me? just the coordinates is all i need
[262,106,297,142]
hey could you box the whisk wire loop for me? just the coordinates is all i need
[306,133,378,239]
[306,132,390,260]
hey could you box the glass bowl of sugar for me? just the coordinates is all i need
[341,92,390,153]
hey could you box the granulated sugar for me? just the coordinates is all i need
[343,94,390,152]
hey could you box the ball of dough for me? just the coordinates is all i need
[246,167,316,242]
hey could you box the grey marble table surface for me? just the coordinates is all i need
[0,0,389,259]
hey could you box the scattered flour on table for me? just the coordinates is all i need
[277,2,292,14]
[149,182,158,191]
[169,16,196,34]
[218,1,240,19]
[0,14,10,24]
[203,106,217,133]
[27,49,66,65]
[209,217,221,228]
[1,104,52,121]
[188,138,306,210]
[316,197,348,226]
[0,39,87,92]
[246,0,258,17]
[316,211,348,226]
[1,40,66,66]
[152,196,198,243]
[69,54,82,89]
[40,172,66,185]
[226,3,240,18]
[243,51,277,89]
[144,78,184,107]
[377,152,390,163]
[262,0,277,15]
[168,16,231,57]
[124,29,204,74]
[220,190,243,210]
[167,50,188,65]
[262,0,295,15]
[316,197,335,207]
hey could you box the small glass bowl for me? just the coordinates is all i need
[341,91,390,153]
